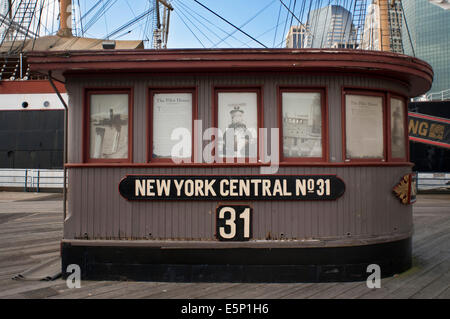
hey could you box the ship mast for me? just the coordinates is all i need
[379,0,392,51]
[377,0,404,52]
[153,0,173,49]
[57,0,72,37]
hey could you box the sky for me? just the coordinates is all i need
[77,0,296,49]
[164,0,288,48]
[68,0,358,49]
[1,0,361,48]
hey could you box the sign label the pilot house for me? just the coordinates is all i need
[119,175,345,201]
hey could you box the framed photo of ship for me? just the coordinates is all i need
[280,89,324,161]
[390,96,407,159]
[88,91,131,161]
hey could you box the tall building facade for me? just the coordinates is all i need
[388,0,404,53]
[304,5,357,48]
[361,0,403,53]
[285,25,308,48]
[402,0,450,94]
[428,0,450,10]
[0,0,8,15]
[0,0,10,41]
[361,3,381,51]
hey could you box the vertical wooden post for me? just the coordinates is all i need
[24,169,28,192]
[48,72,68,222]
[57,0,72,37]
[379,0,391,52]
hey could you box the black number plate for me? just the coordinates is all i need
[216,205,252,241]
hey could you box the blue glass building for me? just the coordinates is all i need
[305,5,356,48]
[402,0,450,94]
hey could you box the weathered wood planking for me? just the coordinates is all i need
[65,166,412,240]
[63,73,412,245]
[0,194,448,299]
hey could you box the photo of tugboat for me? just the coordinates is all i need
[282,92,322,158]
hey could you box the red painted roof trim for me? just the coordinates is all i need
[27,49,433,97]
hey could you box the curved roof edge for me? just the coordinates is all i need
[27,48,433,97]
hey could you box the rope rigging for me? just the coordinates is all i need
[0,0,418,55]
[105,6,154,40]
[175,0,255,48]
[191,0,268,48]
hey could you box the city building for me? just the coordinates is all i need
[388,0,404,53]
[285,25,308,49]
[0,0,10,41]
[428,0,450,10]
[361,0,403,53]
[402,0,450,94]
[304,5,357,49]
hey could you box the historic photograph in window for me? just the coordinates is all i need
[390,97,406,159]
[217,92,258,159]
[281,92,322,158]
[345,94,384,159]
[152,92,193,159]
[89,93,129,160]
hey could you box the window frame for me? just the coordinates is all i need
[278,87,329,163]
[83,87,133,163]
[213,86,263,164]
[147,87,198,163]
[387,93,409,162]
[342,89,387,163]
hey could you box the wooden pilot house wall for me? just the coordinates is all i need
[28,49,433,282]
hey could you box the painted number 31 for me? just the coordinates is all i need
[216,205,252,241]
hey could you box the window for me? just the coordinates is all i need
[215,88,261,161]
[85,89,132,163]
[149,89,195,162]
[344,92,385,161]
[280,88,327,162]
[389,96,407,160]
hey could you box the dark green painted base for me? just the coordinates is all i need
[61,238,412,283]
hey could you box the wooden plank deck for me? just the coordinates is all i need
[0,192,448,299]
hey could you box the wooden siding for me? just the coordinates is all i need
[64,73,412,242]
[66,74,409,164]
[0,194,448,298]
[65,166,412,241]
